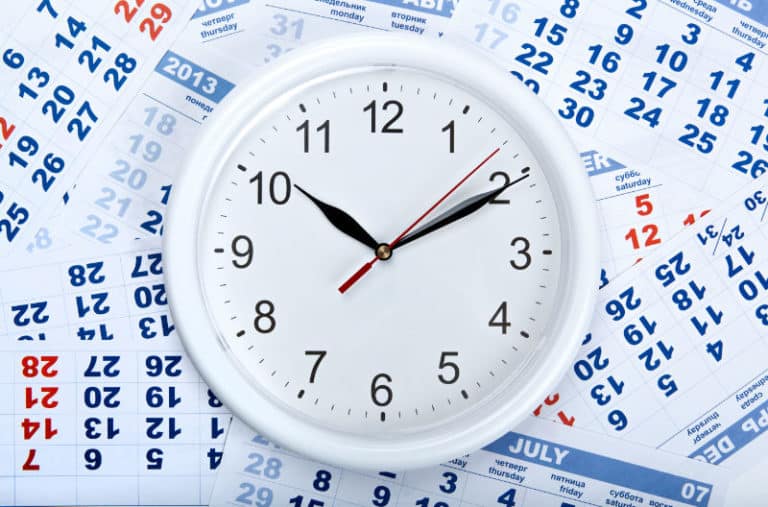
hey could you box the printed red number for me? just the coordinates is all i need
[114,0,145,23]
[532,393,576,426]
[635,193,653,216]
[557,411,575,426]
[22,449,40,471]
[625,224,661,249]
[21,355,58,377]
[683,209,712,226]
[0,117,16,148]
[532,393,560,416]
[139,3,172,41]
[21,417,58,440]
[25,386,59,409]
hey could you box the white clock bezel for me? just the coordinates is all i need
[164,33,600,470]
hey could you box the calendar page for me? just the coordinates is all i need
[45,0,458,254]
[186,0,458,59]
[0,244,230,506]
[0,0,200,258]
[209,417,729,507]
[448,0,768,282]
[8,1,768,504]
[529,168,768,472]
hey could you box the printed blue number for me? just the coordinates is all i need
[439,471,458,494]
[725,246,754,278]
[244,452,282,479]
[532,17,567,45]
[626,0,647,19]
[313,469,333,492]
[623,315,656,345]
[590,375,625,406]
[638,341,674,371]
[608,409,628,430]
[681,23,701,45]
[570,70,607,100]
[658,374,679,397]
[605,286,641,321]
[497,488,517,506]
[735,52,755,72]
[68,261,105,286]
[474,23,508,49]
[80,215,118,243]
[515,43,553,75]
[372,485,391,506]
[614,24,633,45]
[560,0,579,18]
[624,98,662,128]
[732,151,767,178]
[236,482,273,507]
[587,44,620,73]
[655,252,690,287]
[655,44,688,72]
[706,340,723,362]
[573,346,608,380]
[559,98,594,127]
[145,355,182,377]
[132,253,163,277]
[756,305,768,325]
[679,124,716,154]
[642,72,677,97]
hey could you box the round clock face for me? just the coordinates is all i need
[166,34,599,469]
[197,65,562,434]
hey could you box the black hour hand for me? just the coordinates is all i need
[394,168,530,250]
[294,184,380,251]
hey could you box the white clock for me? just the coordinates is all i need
[164,34,599,470]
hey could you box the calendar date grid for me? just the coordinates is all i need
[1,249,228,505]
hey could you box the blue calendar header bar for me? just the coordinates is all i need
[154,51,235,104]
[364,0,454,18]
[689,397,768,465]
[192,0,250,19]
[485,432,714,506]
[713,0,768,28]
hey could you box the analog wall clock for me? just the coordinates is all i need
[164,34,599,470]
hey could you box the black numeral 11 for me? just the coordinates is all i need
[297,120,330,153]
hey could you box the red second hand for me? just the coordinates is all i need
[338,147,501,294]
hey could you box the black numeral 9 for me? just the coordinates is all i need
[231,235,253,268]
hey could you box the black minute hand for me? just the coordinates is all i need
[393,169,530,250]
[294,184,380,251]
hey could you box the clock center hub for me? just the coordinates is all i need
[376,243,393,261]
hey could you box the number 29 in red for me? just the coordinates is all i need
[114,0,172,41]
